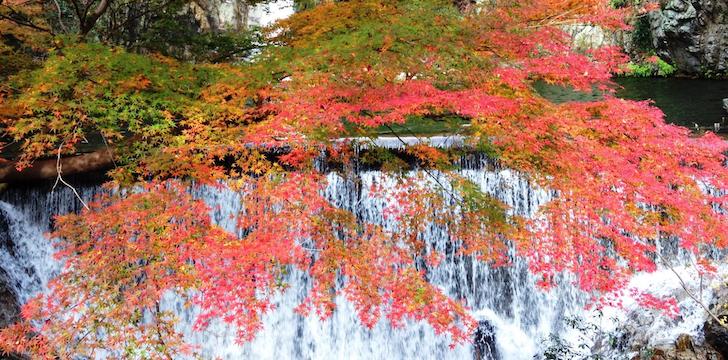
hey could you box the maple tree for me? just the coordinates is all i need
[0,0,727,358]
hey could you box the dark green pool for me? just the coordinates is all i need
[537,78,728,128]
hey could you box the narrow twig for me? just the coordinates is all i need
[100,132,118,168]
[657,252,725,326]
[52,0,69,33]
[528,6,584,27]
[52,140,90,210]
[643,235,724,326]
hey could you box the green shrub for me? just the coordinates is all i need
[623,56,676,77]
[655,58,676,76]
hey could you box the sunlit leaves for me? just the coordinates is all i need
[0,0,726,357]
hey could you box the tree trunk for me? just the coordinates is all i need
[77,0,113,38]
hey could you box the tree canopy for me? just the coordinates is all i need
[0,0,727,358]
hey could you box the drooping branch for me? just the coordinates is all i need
[51,140,90,210]
[0,3,53,34]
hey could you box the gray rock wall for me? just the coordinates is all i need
[648,0,728,76]
[188,0,250,31]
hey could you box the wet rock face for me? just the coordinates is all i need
[648,0,728,76]
[705,284,728,359]
[473,321,498,360]
[0,270,19,329]
[0,210,19,329]
[698,282,728,360]
[627,334,721,360]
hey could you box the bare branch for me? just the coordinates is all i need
[52,0,69,33]
[659,253,725,326]
[51,140,90,211]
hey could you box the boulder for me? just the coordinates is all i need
[628,335,721,360]
[473,320,498,360]
[705,315,728,358]
[704,283,728,358]
[187,0,250,32]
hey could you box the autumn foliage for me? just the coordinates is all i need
[0,0,727,358]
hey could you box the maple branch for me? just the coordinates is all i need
[77,0,112,37]
[87,0,111,26]
[383,124,458,200]
[0,4,54,34]
[68,0,85,26]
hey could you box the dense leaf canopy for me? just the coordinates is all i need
[0,0,727,358]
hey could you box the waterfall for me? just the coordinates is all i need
[170,154,575,360]
[0,155,722,359]
[248,0,295,27]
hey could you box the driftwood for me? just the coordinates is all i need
[0,150,113,184]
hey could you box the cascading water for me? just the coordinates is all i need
[160,154,580,360]
[0,153,722,359]
[248,0,295,27]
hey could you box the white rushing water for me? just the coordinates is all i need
[0,154,721,359]
[248,0,295,27]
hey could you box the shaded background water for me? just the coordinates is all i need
[537,77,728,128]
[615,78,728,127]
